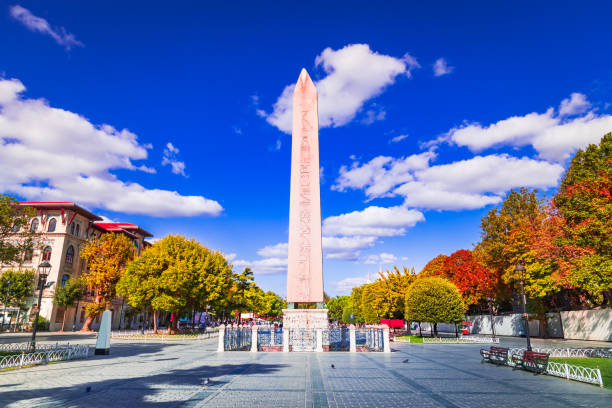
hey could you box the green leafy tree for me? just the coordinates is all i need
[404,277,465,337]
[53,278,86,332]
[0,195,40,267]
[0,269,35,326]
[350,286,365,324]
[341,303,357,324]
[327,296,350,321]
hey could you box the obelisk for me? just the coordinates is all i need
[283,69,327,337]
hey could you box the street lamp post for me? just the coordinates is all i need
[514,264,532,351]
[487,296,496,338]
[30,261,52,352]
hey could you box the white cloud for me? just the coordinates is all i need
[323,206,425,237]
[162,142,187,177]
[9,5,83,50]
[558,93,591,116]
[364,252,398,265]
[322,235,378,261]
[333,152,436,199]
[334,153,563,211]
[433,58,454,76]
[225,253,237,262]
[233,257,287,275]
[446,94,612,161]
[333,275,370,293]
[262,44,419,133]
[389,134,409,144]
[0,78,222,217]
[257,242,288,258]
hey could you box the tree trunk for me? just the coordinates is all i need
[81,295,103,332]
[61,308,67,332]
[433,323,438,337]
[418,323,422,337]
[153,309,158,334]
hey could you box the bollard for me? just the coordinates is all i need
[283,328,289,352]
[217,324,225,352]
[251,326,258,352]
[349,324,356,353]
[383,326,391,353]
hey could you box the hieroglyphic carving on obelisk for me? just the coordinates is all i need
[287,69,324,304]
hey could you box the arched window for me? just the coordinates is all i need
[75,224,80,237]
[30,218,39,232]
[134,239,139,248]
[65,245,74,264]
[61,274,70,287]
[12,223,20,232]
[70,223,75,235]
[47,218,57,232]
[24,248,33,262]
[42,246,52,261]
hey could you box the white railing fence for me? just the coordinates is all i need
[110,329,218,342]
[423,336,500,344]
[0,342,77,353]
[506,348,605,387]
[0,344,89,370]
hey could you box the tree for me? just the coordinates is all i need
[476,188,545,300]
[553,133,612,304]
[444,250,497,306]
[419,255,449,278]
[0,195,39,267]
[327,296,350,321]
[80,233,134,331]
[0,269,35,326]
[350,286,365,324]
[119,235,234,333]
[53,278,86,332]
[404,277,465,337]
[379,266,418,320]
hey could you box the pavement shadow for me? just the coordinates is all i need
[0,362,287,407]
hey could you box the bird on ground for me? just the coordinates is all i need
[203,378,210,386]
[86,386,91,392]
[331,364,335,369]
[402,359,409,363]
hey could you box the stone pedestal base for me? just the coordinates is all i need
[282,309,328,352]
[282,309,328,330]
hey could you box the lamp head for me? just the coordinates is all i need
[514,264,526,280]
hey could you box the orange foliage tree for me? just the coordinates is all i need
[80,233,134,331]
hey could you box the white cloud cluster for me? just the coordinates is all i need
[333,153,563,211]
[10,5,83,50]
[446,93,612,161]
[433,58,454,76]
[389,134,409,144]
[364,252,398,265]
[333,152,435,199]
[0,78,222,217]
[262,44,419,133]
[162,142,187,177]
[333,275,370,293]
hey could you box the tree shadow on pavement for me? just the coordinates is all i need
[0,362,287,407]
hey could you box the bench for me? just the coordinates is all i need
[480,346,509,365]
[511,350,549,374]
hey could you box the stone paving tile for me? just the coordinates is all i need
[0,338,610,407]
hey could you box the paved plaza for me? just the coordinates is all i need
[0,336,610,407]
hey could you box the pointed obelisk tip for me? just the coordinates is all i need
[298,68,310,86]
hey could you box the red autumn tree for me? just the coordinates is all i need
[444,249,497,305]
[419,254,449,278]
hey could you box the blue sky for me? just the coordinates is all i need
[2,1,612,296]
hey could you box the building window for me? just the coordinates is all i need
[47,218,57,232]
[12,223,20,233]
[65,245,74,265]
[134,239,139,248]
[75,224,80,237]
[61,274,70,287]
[30,218,39,232]
[42,246,52,261]
[24,248,33,262]
[70,223,75,235]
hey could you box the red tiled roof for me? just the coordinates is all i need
[94,222,153,238]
